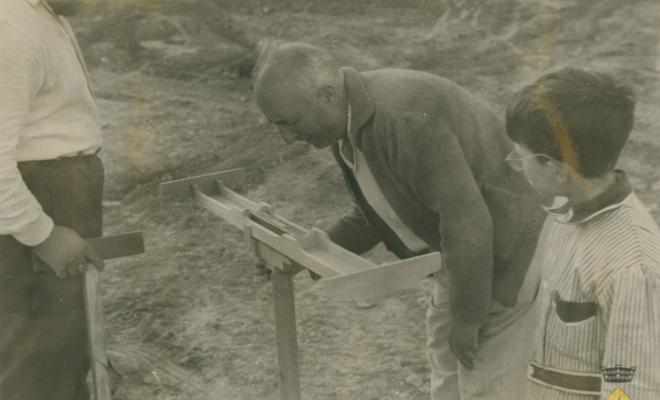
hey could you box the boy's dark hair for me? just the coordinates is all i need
[505,67,635,177]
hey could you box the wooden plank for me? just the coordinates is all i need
[318,252,442,302]
[271,268,302,400]
[84,265,112,400]
[193,186,250,229]
[255,242,288,271]
[88,232,145,260]
[250,210,308,238]
[254,242,304,274]
[250,226,373,278]
[159,168,246,197]
[215,184,264,212]
[199,184,308,238]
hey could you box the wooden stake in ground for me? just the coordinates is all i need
[271,265,302,400]
[160,170,441,400]
[34,232,145,400]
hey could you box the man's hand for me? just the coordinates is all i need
[32,225,104,279]
[448,318,481,370]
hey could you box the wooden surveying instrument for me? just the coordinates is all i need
[160,168,441,400]
[33,232,145,400]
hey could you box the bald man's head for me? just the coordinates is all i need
[254,42,341,95]
[253,42,347,148]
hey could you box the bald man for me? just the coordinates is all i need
[253,42,546,399]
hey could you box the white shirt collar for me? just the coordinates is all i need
[544,170,632,224]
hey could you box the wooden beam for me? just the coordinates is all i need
[318,252,442,302]
[249,227,373,278]
[250,210,307,238]
[192,184,262,230]
[271,267,302,400]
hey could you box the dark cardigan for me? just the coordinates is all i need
[327,67,546,324]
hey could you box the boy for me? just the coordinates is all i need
[505,67,660,399]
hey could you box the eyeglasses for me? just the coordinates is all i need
[505,150,554,172]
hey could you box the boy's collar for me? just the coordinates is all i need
[544,170,632,224]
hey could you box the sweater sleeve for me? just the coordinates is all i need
[393,115,493,324]
[0,23,53,245]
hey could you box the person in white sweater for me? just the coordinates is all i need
[0,1,104,399]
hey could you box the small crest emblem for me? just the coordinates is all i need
[601,364,636,383]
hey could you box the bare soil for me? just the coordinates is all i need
[70,1,660,399]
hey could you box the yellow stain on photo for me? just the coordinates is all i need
[606,387,631,400]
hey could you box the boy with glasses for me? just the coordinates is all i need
[505,67,660,399]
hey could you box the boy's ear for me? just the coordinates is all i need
[317,85,336,103]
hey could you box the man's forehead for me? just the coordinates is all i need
[256,73,306,105]
[256,64,296,92]
[254,64,312,119]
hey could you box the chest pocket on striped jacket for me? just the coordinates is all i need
[553,291,598,323]
[547,291,601,365]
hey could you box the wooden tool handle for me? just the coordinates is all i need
[84,265,112,400]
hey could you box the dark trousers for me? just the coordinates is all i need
[0,154,104,400]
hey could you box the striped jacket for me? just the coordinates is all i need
[529,172,660,400]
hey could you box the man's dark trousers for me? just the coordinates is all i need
[0,154,104,400]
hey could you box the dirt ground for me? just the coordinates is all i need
[68,1,660,399]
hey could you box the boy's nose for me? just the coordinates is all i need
[506,159,524,173]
